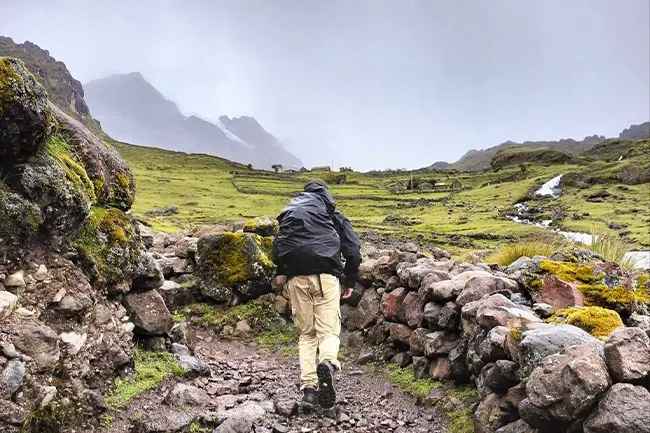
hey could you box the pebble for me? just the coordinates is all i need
[34,265,48,281]
[5,271,25,287]
[2,344,19,358]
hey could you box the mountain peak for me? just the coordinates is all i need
[84,73,302,169]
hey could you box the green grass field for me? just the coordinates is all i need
[114,140,650,256]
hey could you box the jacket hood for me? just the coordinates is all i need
[304,182,336,212]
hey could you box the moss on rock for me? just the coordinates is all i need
[0,187,42,248]
[540,260,602,284]
[578,283,650,311]
[0,57,53,164]
[73,206,142,292]
[548,306,624,338]
[196,232,276,303]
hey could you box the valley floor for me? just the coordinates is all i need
[98,333,450,433]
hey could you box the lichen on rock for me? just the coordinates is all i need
[73,206,142,293]
[0,187,42,249]
[0,57,54,165]
[196,232,276,303]
[548,306,624,338]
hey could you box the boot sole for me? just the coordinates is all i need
[317,363,336,409]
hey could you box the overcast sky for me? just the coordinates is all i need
[1,0,648,170]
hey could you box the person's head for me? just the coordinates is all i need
[304,179,328,191]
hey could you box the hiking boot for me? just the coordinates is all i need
[317,361,337,409]
[301,387,318,410]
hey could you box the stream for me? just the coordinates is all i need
[508,174,650,269]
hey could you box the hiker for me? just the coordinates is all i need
[272,179,362,409]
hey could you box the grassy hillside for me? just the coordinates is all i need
[115,139,650,256]
[491,146,583,170]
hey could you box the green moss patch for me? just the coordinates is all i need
[540,260,602,284]
[44,133,96,203]
[73,206,141,289]
[386,365,442,401]
[578,283,650,311]
[178,300,298,355]
[445,406,474,433]
[548,306,624,338]
[105,349,186,410]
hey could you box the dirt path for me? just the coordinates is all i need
[102,332,446,433]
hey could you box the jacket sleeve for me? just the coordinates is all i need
[333,210,362,280]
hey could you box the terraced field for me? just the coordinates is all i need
[114,139,650,256]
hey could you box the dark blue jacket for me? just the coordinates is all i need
[272,183,361,281]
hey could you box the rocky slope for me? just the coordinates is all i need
[0,36,103,135]
[0,56,172,432]
[88,215,650,433]
[84,73,303,170]
[432,124,650,172]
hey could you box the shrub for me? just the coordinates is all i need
[586,226,634,267]
[487,240,560,266]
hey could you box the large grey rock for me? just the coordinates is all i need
[342,289,380,330]
[484,360,520,394]
[409,328,430,356]
[123,289,174,335]
[423,331,459,357]
[476,294,541,330]
[132,253,164,290]
[584,383,650,433]
[164,383,213,407]
[423,302,443,329]
[13,325,60,372]
[1,360,25,398]
[426,280,463,302]
[158,280,194,309]
[386,322,412,345]
[437,301,460,330]
[220,401,267,424]
[604,327,650,383]
[519,324,603,375]
[456,275,519,306]
[402,291,426,328]
[132,409,196,432]
[523,343,611,426]
[474,393,514,433]
[478,326,509,363]
[496,419,538,433]
[213,417,253,433]
[176,355,210,377]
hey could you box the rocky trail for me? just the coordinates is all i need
[102,333,445,433]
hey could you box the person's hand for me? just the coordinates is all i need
[340,287,353,299]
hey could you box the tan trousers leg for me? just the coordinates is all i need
[287,274,342,390]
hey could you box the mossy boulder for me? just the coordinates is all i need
[73,207,142,293]
[196,232,276,304]
[0,188,42,250]
[529,260,650,314]
[17,150,92,241]
[0,57,53,165]
[49,103,135,209]
[243,216,278,237]
[548,306,624,338]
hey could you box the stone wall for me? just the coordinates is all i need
[139,229,650,433]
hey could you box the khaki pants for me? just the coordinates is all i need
[287,274,342,390]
